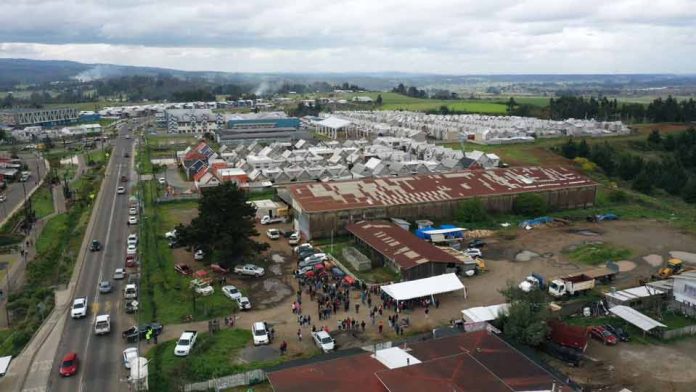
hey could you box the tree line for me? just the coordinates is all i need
[558,128,696,203]
[549,95,696,123]
[391,83,427,98]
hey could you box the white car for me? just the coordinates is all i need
[194,249,204,261]
[174,331,197,356]
[191,279,214,296]
[294,243,312,254]
[236,296,252,310]
[222,285,242,301]
[234,264,265,277]
[288,232,300,245]
[127,244,137,255]
[0,194,7,202]
[71,297,88,319]
[129,207,137,215]
[128,216,138,225]
[266,229,280,240]
[312,330,335,353]
[465,248,482,258]
[252,322,270,345]
[158,177,166,185]
[127,234,138,246]
[164,230,177,240]
[117,186,126,195]
[113,268,126,280]
[122,347,138,369]
[94,314,111,335]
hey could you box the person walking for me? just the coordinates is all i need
[378,321,383,334]
[361,320,366,332]
[280,340,287,355]
[355,303,360,314]
[297,328,302,341]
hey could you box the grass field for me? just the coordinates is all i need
[355,92,508,114]
[31,185,54,219]
[564,243,632,266]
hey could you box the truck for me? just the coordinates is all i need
[548,320,589,352]
[260,215,286,225]
[584,261,620,283]
[124,284,138,299]
[312,331,335,353]
[94,314,111,335]
[519,273,545,292]
[71,297,88,319]
[174,331,197,356]
[548,274,595,297]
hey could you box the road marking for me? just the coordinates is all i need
[78,156,125,392]
[90,302,100,314]
[104,300,112,314]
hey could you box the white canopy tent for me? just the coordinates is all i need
[461,303,510,323]
[381,273,466,302]
[609,305,667,332]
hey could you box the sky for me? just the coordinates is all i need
[0,0,695,74]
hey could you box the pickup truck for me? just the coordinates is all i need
[260,215,286,225]
[94,314,111,335]
[174,331,198,356]
[519,273,546,292]
[312,331,335,353]
[234,264,265,277]
[71,297,88,319]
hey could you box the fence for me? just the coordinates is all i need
[183,369,266,392]
[661,324,696,340]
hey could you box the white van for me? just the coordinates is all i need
[95,314,111,335]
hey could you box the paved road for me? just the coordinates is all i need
[46,122,137,392]
[0,153,48,226]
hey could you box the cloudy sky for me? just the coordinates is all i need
[1,0,695,74]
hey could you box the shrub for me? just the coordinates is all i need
[456,198,490,224]
[512,193,547,216]
[607,190,628,203]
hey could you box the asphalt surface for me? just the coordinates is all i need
[0,153,48,226]
[47,123,137,392]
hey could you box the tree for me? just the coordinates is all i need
[456,198,490,224]
[647,129,662,145]
[512,193,547,216]
[375,94,383,105]
[496,283,550,346]
[682,179,696,204]
[632,169,653,194]
[506,97,517,114]
[576,139,590,158]
[175,183,269,267]
[560,138,577,159]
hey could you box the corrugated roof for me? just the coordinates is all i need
[609,305,667,332]
[605,286,665,302]
[289,166,595,213]
[346,221,461,270]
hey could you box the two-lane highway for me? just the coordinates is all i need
[47,122,138,392]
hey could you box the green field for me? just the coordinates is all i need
[354,92,508,114]
[31,185,54,219]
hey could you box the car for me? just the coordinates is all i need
[464,248,482,258]
[294,243,313,254]
[71,297,88,319]
[190,279,214,296]
[299,257,326,269]
[174,330,197,356]
[123,152,130,158]
[89,240,102,252]
[122,347,138,369]
[266,229,281,240]
[127,234,138,246]
[234,264,265,277]
[260,215,285,225]
[174,263,192,275]
[94,314,111,335]
[125,135,131,139]
[120,175,128,183]
[114,268,126,280]
[590,326,618,345]
[0,194,6,202]
[211,263,229,274]
[121,323,164,343]
[125,255,138,268]
[252,322,270,345]
[129,207,137,215]
[297,264,318,275]
[603,324,630,342]
[312,330,335,353]
[297,249,319,260]
[194,249,205,261]
[236,296,252,310]
[468,239,486,248]
[222,285,242,301]
[128,216,138,225]
[127,244,137,255]
[302,252,327,263]
[117,186,126,195]
[98,280,113,294]
[288,232,300,245]
[59,352,79,377]
[164,229,178,240]
[158,177,166,185]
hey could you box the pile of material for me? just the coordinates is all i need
[464,230,495,239]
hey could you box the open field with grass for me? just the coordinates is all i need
[564,243,632,266]
[31,185,54,219]
[355,92,508,114]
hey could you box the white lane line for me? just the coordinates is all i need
[77,160,123,392]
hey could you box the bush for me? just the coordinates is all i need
[456,198,490,224]
[512,193,547,216]
[607,190,628,203]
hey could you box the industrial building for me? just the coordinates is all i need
[345,221,463,281]
[0,108,80,127]
[288,166,597,239]
[267,329,570,392]
[216,115,304,145]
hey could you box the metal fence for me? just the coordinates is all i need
[183,369,266,391]
[661,324,696,340]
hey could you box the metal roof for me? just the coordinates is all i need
[289,166,596,213]
[346,221,462,270]
[605,286,665,302]
[608,305,667,332]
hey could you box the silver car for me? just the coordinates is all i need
[98,280,113,293]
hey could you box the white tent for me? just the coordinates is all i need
[461,303,510,323]
[381,273,465,302]
[608,305,667,332]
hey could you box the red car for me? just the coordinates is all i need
[175,264,192,276]
[590,326,617,345]
[125,255,138,268]
[211,264,229,274]
[59,352,78,377]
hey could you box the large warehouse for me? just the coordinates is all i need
[0,108,79,127]
[288,166,597,239]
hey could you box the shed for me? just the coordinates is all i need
[608,305,667,332]
[250,199,288,220]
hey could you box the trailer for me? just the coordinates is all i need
[548,320,589,352]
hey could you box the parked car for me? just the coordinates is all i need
[190,279,214,296]
[298,248,319,260]
[222,285,242,301]
[234,264,265,277]
[194,249,205,261]
[127,244,137,255]
[0,194,6,203]
[603,324,630,342]
[114,268,126,280]
[211,264,229,274]
[117,186,126,195]
[464,248,482,258]
[98,280,113,294]
[122,347,138,369]
[294,243,313,254]
[128,216,138,225]
[299,257,326,269]
[125,300,139,314]
[89,240,102,252]
[125,255,138,268]
[468,239,486,249]
[127,234,138,246]
[122,323,164,343]
[590,326,617,345]
[236,296,252,310]
[288,233,300,246]
[59,352,79,377]
[266,229,281,240]
[158,177,166,185]
[174,264,192,275]
[260,215,285,225]
[252,322,270,345]
[312,330,335,353]
[164,229,178,240]
[129,207,137,215]
[174,330,197,356]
